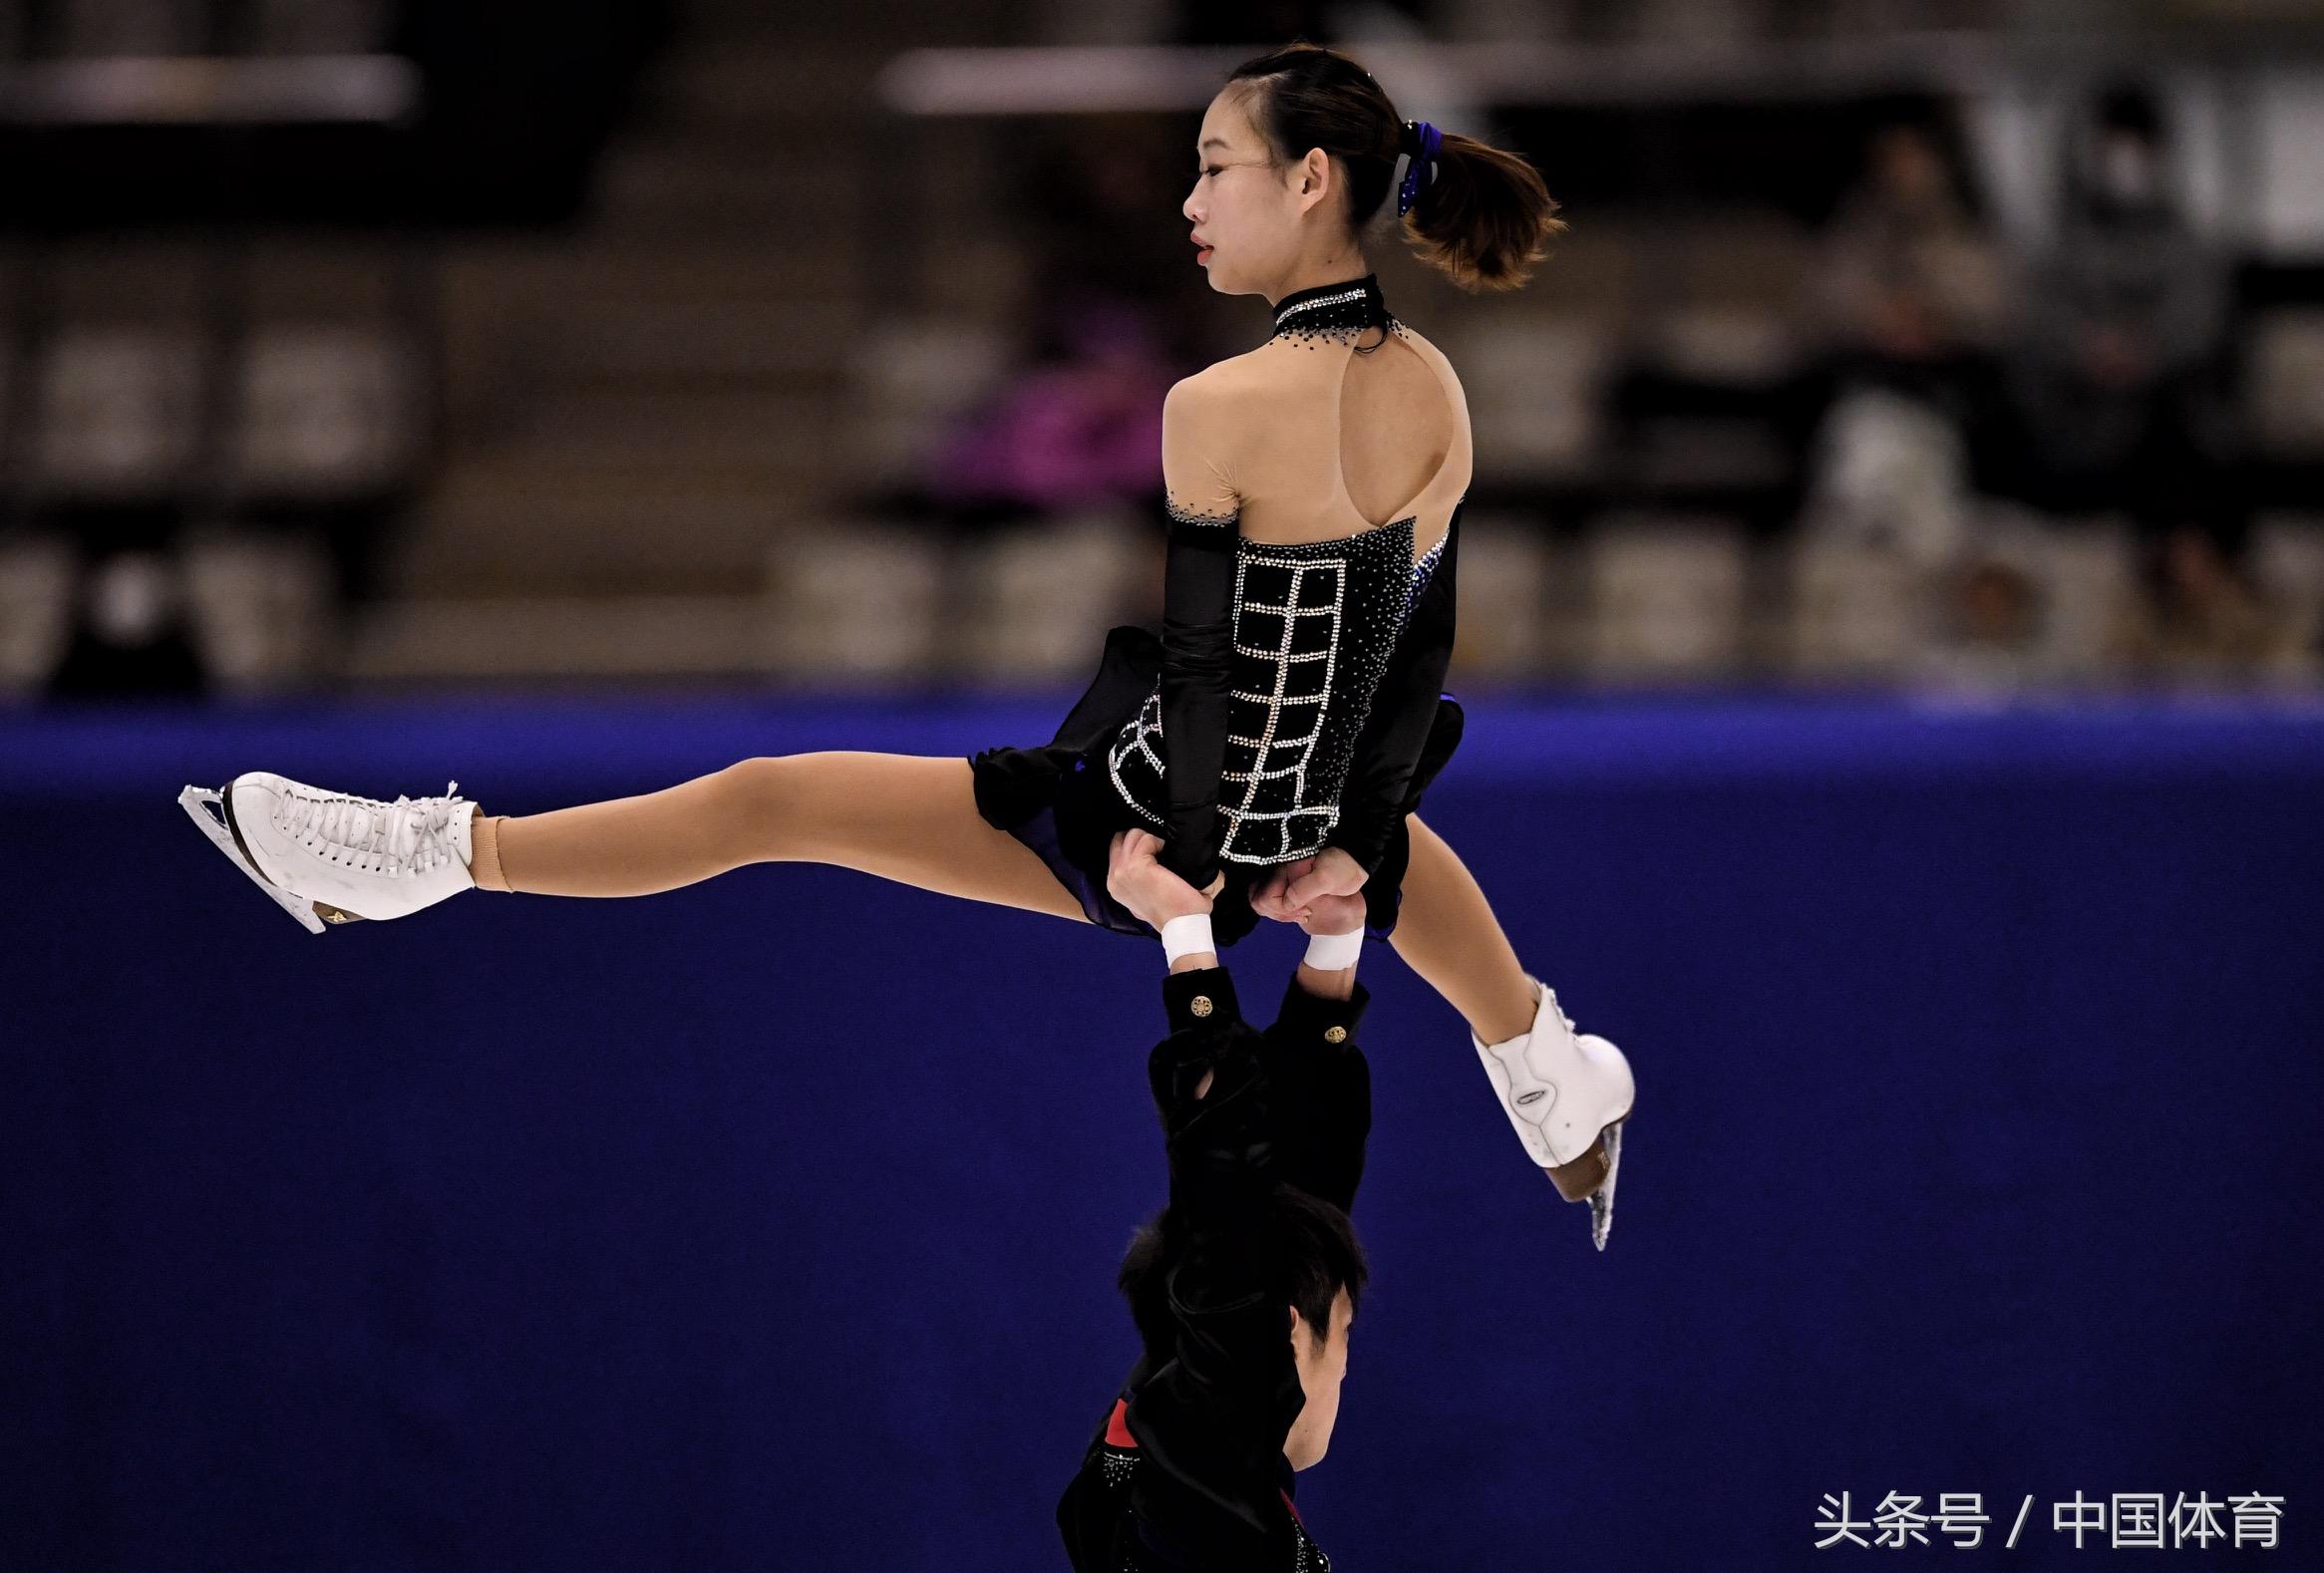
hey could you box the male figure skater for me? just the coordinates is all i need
[1058,828,1373,1571]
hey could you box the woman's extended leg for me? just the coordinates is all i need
[1388,813,1539,1042]
[476,753,1088,923]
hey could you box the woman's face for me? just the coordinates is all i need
[1182,90,1308,297]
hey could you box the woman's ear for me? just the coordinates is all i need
[1297,148,1333,212]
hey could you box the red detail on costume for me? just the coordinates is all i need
[1106,1398,1138,1449]
[1281,1488,1303,1524]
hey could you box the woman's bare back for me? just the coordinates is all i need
[1190,313,1472,565]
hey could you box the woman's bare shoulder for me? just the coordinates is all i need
[1176,343,1289,396]
[1163,350,1285,433]
[1392,321,1468,399]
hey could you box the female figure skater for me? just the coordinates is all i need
[179,44,1636,1247]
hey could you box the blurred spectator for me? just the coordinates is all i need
[2122,527,2273,681]
[924,294,1172,519]
[1815,111,2005,407]
[912,122,1195,525]
[1798,109,2006,570]
[1994,86,2243,558]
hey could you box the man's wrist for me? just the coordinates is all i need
[1301,927,1364,973]
[1293,961,1357,1000]
[1160,912,1215,969]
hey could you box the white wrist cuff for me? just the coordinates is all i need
[1161,913,1216,966]
[1303,928,1364,971]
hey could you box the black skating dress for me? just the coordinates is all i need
[969,274,1466,947]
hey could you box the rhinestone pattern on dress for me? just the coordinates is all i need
[1163,497,1239,528]
[1409,525,1449,613]
[1109,518,1419,864]
[1270,272,1406,353]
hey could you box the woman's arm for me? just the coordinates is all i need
[1323,508,1461,876]
[1155,375,1242,891]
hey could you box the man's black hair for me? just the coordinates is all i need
[1118,1185,1368,1357]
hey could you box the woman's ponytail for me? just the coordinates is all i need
[1402,129,1564,293]
[1226,43,1565,292]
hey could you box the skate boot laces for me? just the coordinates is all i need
[276,782,469,877]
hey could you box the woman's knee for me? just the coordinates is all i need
[710,755,814,855]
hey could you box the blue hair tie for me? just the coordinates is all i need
[1397,120,1442,218]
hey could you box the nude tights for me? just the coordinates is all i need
[470,752,1540,1044]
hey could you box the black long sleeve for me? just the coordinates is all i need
[1326,508,1461,874]
[1258,976,1373,1217]
[1060,970,1358,1572]
[1119,968,1307,1558]
[1157,516,1237,889]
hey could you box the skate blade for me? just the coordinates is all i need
[177,785,329,935]
[1545,1114,1629,1251]
[1589,1119,1624,1253]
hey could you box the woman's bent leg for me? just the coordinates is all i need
[1392,813,1636,1246]
[1390,813,1540,1044]
[484,753,1089,922]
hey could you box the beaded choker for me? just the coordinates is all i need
[1270,273,1399,349]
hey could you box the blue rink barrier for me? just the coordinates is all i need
[4,694,2321,1571]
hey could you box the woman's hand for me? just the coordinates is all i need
[1251,847,1368,924]
[1249,859,1309,923]
[1107,829,1213,932]
[1297,889,1368,937]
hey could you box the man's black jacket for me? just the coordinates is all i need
[1057,967,1371,1572]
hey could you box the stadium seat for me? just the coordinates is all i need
[182,529,337,692]
[958,512,1143,683]
[236,325,417,499]
[37,328,205,499]
[2035,519,2142,682]
[764,521,945,683]
[1582,514,1750,681]
[1444,317,1610,483]
[2248,310,2324,460]
[0,535,76,694]
[1787,538,1925,681]
[843,318,1013,492]
[1449,509,1557,682]
[2251,512,2324,683]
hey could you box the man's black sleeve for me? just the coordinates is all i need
[1257,975,1374,1216]
[1124,967,1308,1564]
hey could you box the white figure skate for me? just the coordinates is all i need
[1475,980,1636,1251]
[179,773,476,934]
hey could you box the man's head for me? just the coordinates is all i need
[1119,1183,1368,1470]
[1284,1280,1355,1469]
